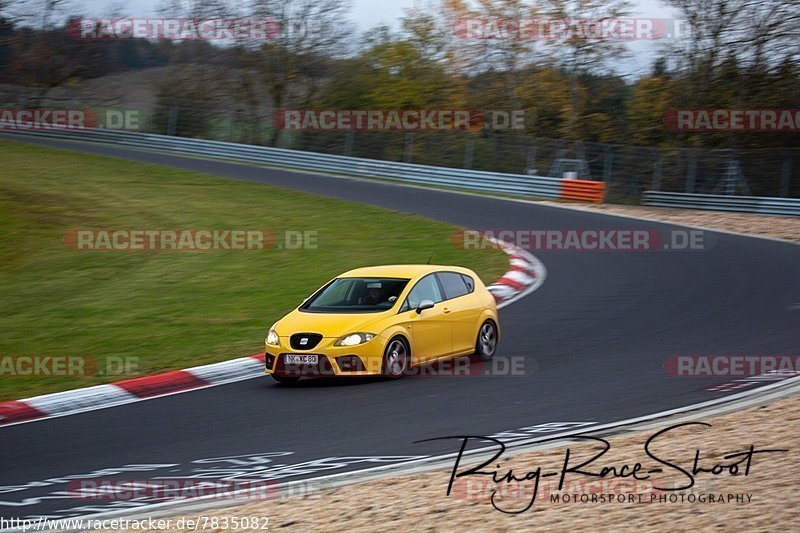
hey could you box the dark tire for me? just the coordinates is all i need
[475,320,498,361]
[382,337,410,379]
[271,374,301,385]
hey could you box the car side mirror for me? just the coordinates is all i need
[416,300,435,314]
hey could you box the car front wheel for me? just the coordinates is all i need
[382,337,409,378]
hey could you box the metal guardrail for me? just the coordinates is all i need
[643,191,800,216]
[3,128,565,199]
[6,129,796,215]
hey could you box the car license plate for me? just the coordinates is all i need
[285,354,318,365]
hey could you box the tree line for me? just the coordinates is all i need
[0,0,797,150]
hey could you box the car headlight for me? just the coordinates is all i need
[334,333,376,347]
[266,329,280,346]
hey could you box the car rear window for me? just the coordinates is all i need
[461,274,475,292]
[437,272,470,300]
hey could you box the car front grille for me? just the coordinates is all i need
[290,333,323,350]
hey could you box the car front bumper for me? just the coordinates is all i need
[264,338,386,377]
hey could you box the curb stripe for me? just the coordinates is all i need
[509,265,535,275]
[487,284,517,301]
[503,270,536,285]
[116,370,209,398]
[0,401,47,424]
[495,277,527,291]
[187,357,265,384]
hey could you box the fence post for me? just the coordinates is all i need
[526,143,537,174]
[167,105,178,136]
[603,146,613,183]
[344,130,354,157]
[652,151,663,191]
[780,149,791,197]
[403,133,415,163]
[685,149,697,193]
[225,116,233,142]
[464,139,474,169]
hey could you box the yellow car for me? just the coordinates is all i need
[264,265,499,384]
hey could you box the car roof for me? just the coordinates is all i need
[339,264,475,279]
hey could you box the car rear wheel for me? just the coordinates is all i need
[271,374,300,386]
[475,320,498,361]
[382,337,409,378]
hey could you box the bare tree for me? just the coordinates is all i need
[4,0,72,29]
[0,0,93,104]
[157,0,244,19]
[248,0,353,145]
[440,0,542,82]
[539,0,631,137]
[664,0,800,104]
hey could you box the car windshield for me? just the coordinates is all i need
[301,277,410,313]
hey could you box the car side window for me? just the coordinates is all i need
[403,274,444,311]
[437,272,470,300]
[461,274,475,293]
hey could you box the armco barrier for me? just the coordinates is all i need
[1,128,605,202]
[560,179,605,203]
[643,191,800,216]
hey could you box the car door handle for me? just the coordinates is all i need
[443,307,451,314]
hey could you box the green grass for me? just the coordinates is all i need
[0,140,508,401]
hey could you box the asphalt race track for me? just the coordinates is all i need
[2,134,799,520]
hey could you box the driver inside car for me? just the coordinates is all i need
[360,286,384,306]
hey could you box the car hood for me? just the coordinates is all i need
[275,309,394,338]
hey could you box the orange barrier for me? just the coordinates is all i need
[559,179,605,204]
